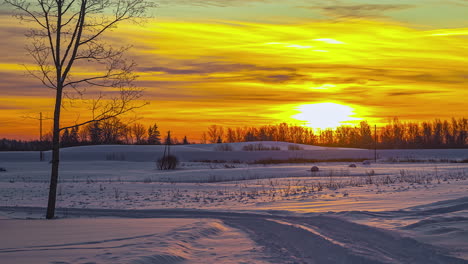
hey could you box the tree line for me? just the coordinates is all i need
[0,117,189,151]
[1,117,466,151]
[201,117,467,149]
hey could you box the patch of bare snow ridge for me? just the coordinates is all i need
[0,217,268,264]
[333,196,468,261]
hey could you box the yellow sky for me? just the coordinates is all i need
[0,1,467,140]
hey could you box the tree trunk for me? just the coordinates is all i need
[46,85,63,219]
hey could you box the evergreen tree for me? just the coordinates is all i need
[61,128,70,147]
[90,122,103,144]
[70,126,79,145]
[147,124,161,144]
[183,136,189,145]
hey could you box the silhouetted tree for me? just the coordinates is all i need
[79,127,88,143]
[89,122,103,144]
[147,124,161,144]
[359,121,373,148]
[226,128,236,143]
[132,123,146,144]
[201,132,207,144]
[5,0,152,218]
[207,125,224,143]
[70,126,79,145]
[101,117,126,144]
[60,128,70,147]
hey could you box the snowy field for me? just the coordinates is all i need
[0,142,467,263]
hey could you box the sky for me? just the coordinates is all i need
[0,0,467,140]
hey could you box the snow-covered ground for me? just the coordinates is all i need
[2,142,466,162]
[0,217,268,264]
[0,142,467,263]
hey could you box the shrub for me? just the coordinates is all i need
[0,167,6,172]
[157,154,179,170]
[214,144,233,151]
[242,143,280,151]
[288,144,304,151]
[143,177,152,183]
[105,152,126,161]
[252,158,367,164]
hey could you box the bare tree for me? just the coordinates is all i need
[101,117,126,143]
[121,123,133,144]
[200,132,207,144]
[5,0,153,219]
[78,125,88,142]
[131,123,146,144]
[207,124,224,143]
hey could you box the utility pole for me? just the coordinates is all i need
[40,112,44,161]
[159,131,172,170]
[166,131,171,156]
[374,124,377,162]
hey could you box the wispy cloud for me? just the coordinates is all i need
[299,3,414,19]
[158,0,269,8]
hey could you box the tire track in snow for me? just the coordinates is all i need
[224,217,467,264]
[224,217,376,264]
[291,216,466,264]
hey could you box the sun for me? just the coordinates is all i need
[292,102,363,129]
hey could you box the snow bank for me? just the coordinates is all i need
[1,142,466,163]
[0,217,267,264]
[0,142,373,162]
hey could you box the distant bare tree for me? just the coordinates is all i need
[121,124,133,144]
[226,128,235,143]
[101,117,126,143]
[78,125,88,142]
[200,132,207,144]
[131,123,146,144]
[207,125,224,143]
[5,0,153,219]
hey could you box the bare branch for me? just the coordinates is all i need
[59,95,149,131]
[61,0,86,82]
[63,72,121,87]
[78,0,154,46]
[60,9,83,68]
[38,0,57,65]
[61,0,76,15]
[5,0,48,28]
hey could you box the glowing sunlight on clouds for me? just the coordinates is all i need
[292,103,363,129]
[314,38,345,44]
